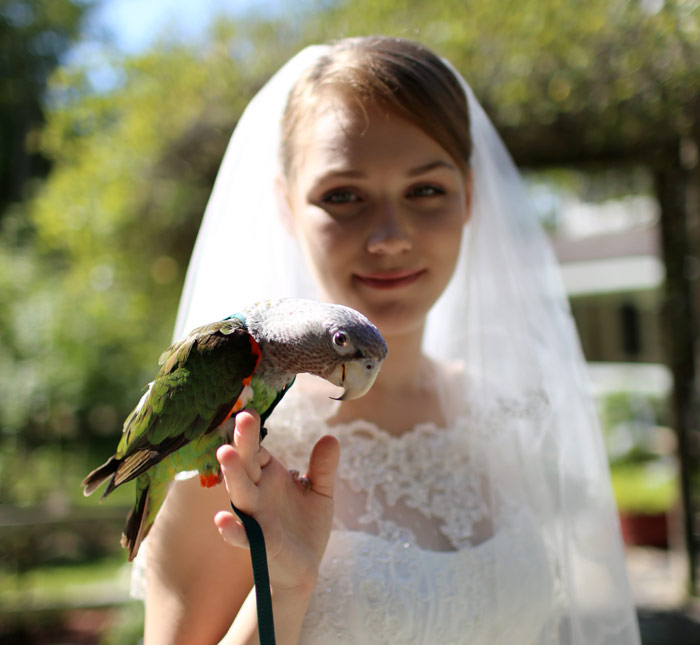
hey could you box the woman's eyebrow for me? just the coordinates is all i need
[313,159,456,187]
[306,169,363,198]
[407,160,457,176]
[320,168,366,180]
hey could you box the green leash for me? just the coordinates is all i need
[229,421,277,644]
[231,501,276,645]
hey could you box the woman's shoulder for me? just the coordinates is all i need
[429,359,551,426]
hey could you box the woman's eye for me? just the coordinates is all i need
[322,189,359,204]
[409,185,444,198]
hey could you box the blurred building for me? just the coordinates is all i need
[536,178,671,397]
[556,226,663,363]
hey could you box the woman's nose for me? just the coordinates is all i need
[366,201,412,255]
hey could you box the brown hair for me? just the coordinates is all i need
[280,36,471,179]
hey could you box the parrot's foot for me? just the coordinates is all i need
[289,469,310,490]
[199,472,221,488]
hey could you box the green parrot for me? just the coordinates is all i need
[82,298,387,561]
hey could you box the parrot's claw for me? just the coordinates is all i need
[289,469,311,490]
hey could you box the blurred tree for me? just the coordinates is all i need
[0,0,91,217]
[300,0,699,165]
[0,20,302,467]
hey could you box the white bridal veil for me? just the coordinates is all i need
[172,43,641,644]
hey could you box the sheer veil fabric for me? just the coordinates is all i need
[171,44,641,643]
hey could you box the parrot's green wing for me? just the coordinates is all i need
[82,318,260,497]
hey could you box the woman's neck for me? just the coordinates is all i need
[329,326,448,435]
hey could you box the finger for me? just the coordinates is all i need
[233,410,263,483]
[217,444,258,512]
[236,411,271,470]
[214,510,249,549]
[258,445,272,469]
[306,435,340,499]
[229,411,270,469]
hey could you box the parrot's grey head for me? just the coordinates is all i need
[241,299,388,400]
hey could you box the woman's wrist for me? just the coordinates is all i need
[273,572,318,607]
[218,578,317,645]
[269,551,321,597]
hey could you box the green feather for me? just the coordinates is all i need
[83,317,260,558]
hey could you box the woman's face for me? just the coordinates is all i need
[284,94,471,339]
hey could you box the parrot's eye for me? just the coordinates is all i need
[333,331,348,348]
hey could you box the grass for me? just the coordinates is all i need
[0,541,144,643]
[0,441,146,641]
[611,460,678,515]
[0,441,137,612]
[0,553,131,610]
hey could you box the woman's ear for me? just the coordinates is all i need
[274,175,296,236]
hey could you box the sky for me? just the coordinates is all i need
[84,0,283,53]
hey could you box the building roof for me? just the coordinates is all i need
[551,226,663,295]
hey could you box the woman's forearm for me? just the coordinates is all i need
[218,581,316,645]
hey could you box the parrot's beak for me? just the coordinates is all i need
[327,360,381,401]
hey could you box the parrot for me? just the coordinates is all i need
[82,298,387,561]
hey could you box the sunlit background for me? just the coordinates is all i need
[1,0,699,642]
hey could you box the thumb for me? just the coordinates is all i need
[306,435,340,499]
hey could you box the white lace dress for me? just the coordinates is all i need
[261,384,556,644]
[131,378,557,643]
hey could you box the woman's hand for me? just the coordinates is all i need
[214,410,340,595]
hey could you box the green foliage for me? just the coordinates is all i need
[600,390,677,514]
[301,0,700,158]
[600,390,669,465]
[0,441,133,507]
[0,13,316,520]
[101,602,146,645]
[601,389,668,428]
[0,36,257,453]
[0,0,91,211]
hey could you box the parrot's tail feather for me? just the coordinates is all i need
[81,457,120,497]
[122,487,151,561]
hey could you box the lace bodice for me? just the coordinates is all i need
[130,377,558,643]
[301,521,551,644]
[261,383,556,644]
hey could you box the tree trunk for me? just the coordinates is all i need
[656,138,700,594]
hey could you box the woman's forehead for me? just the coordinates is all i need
[292,96,452,176]
[306,92,377,138]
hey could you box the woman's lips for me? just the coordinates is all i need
[354,269,426,289]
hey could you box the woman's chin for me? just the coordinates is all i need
[355,301,428,342]
[318,287,431,341]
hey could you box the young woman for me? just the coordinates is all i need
[135,37,640,644]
